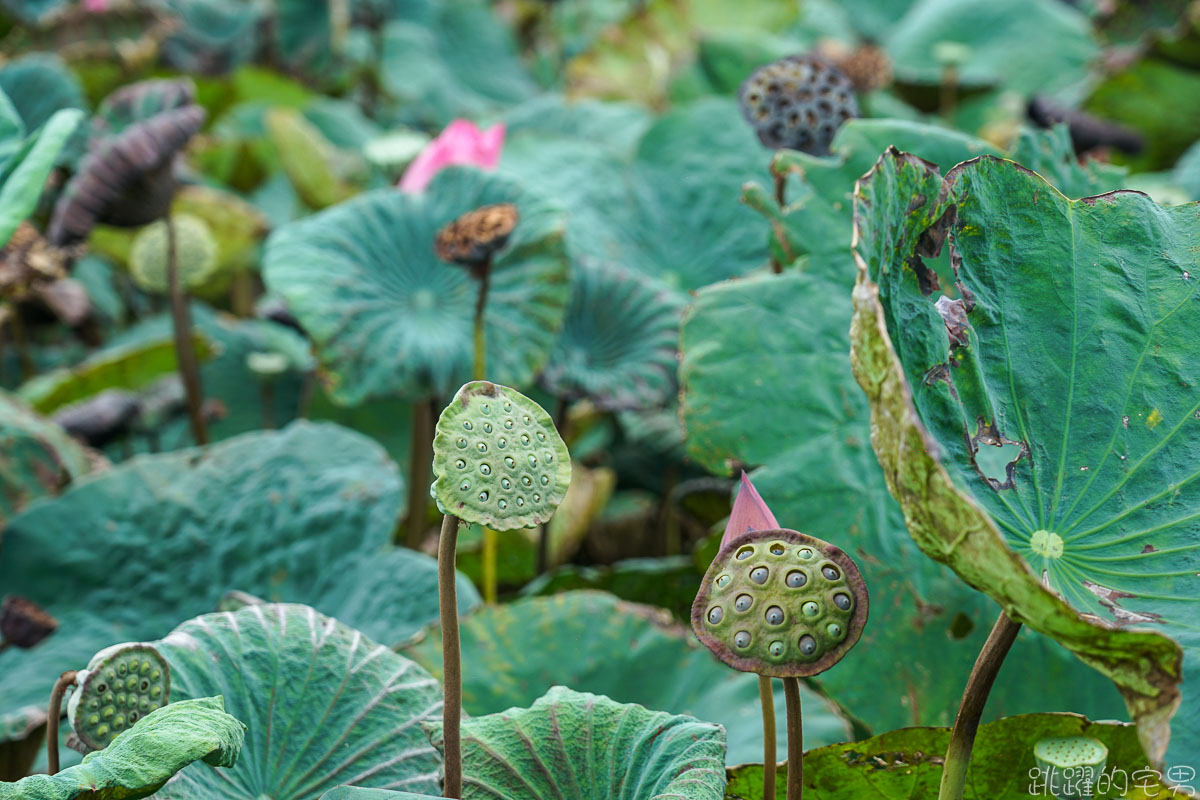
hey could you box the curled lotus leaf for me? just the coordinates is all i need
[432,381,570,531]
[67,643,170,751]
[539,261,683,411]
[692,529,868,678]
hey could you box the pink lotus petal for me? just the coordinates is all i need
[83,0,108,11]
[398,119,506,193]
[720,471,780,548]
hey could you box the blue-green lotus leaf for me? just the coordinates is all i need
[0,390,91,527]
[263,166,569,404]
[151,604,443,799]
[0,54,86,139]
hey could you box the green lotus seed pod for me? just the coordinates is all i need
[128,213,218,293]
[431,381,571,531]
[1034,737,1107,800]
[691,528,868,678]
[67,643,169,751]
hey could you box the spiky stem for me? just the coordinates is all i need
[165,215,209,445]
[938,609,1021,800]
[47,670,77,775]
[438,513,463,798]
[759,675,777,800]
[782,676,802,800]
[402,398,435,548]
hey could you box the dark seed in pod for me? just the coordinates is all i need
[822,565,840,581]
[834,592,852,610]
[765,606,784,625]
[799,635,817,655]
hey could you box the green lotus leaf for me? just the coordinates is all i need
[0,54,87,138]
[402,592,853,765]
[521,555,701,623]
[423,685,727,800]
[1086,58,1200,172]
[848,150,1195,764]
[724,713,1165,800]
[499,97,767,294]
[264,107,359,210]
[502,94,651,159]
[432,381,571,530]
[0,423,480,750]
[0,706,46,781]
[883,0,1096,98]
[159,0,263,76]
[680,270,1127,739]
[0,697,244,800]
[0,101,84,247]
[16,330,215,414]
[263,167,570,404]
[1009,124,1127,202]
[148,604,443,799]
[0,391,91,526]
[540,262,683,411]
[128,214,220,293]
[321,789,439,800]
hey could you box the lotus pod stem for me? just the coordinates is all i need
[165,215,209,445]
[938,609,1022,800]
[402,398,436,548]
[782,676,802,800]
[437,512,463,798]
[759,675,776,800]
[46,670,78,774]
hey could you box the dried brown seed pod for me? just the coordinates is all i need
[1,594,59,649]
[691,528,868,678]
[831,43,893,94]
[434,203,519,267]
[738,54,859,156]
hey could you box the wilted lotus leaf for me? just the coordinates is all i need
[128,213,218,293]
[692,529,867,678]
[67,643,169,751]
[48,80,205,245]
[0,595,58,650]
[432,381,570,530]
[539,261,682,411]
[434,202,518,268]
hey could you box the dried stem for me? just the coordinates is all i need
[759,675,777,800]
[438,513,463,798]
[165,215,209,445]
[938,609,1021,800]
[782,676,802,800]
[402,398,435,548]
[47,670,77,775]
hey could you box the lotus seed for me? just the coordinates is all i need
[483,422,493,433]
[736,546,754,560]
[770,544,785,555]
[827,622,843,638]
[516,497,525,507]
[502,478,512,489]
[545,453,554,463]
[750,566,769,584]
[151,687,161,698]
[533,493,541,502]
[456,459,466,469]
[799,635,817,655]
[521,433,531,445]
[522,414,532,424]
[479,491,489,501]
[477,442,487,452]
[504,402,512,412]
[96,725,109,738]
[498,438,507,448]
[537,432,546,441]
[540,475,549,485]
[481,403,490,414]
[822,565,840,580]
[786,570,807,588]
[802,601,820,617]
[523,476,533,487]
[708,606,724,624]
[765,606,785,625]
[734,594,752,612]
[118,663,127,675]
[798,548,814,559]
[505,456,516,468]
[463,421,473,430]
[504,419,514,429]
[480,463,491,475]
[734,631,751,648]
[456,438,467,448]
[498,499,508,509]
[529,455,538,467]
[716,574,731,588]
[834,593,852,611]
[460,480,470,491]
[89,714,99,724]
[769,641,785,657]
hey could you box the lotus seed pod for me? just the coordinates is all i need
[128,213,218,293]
[691,528,868,678]
[0,595,58,649]
[434,203,519,267]
[67,643,169,751]
[431,381,570,531]
[1034,737,1107,800]
[831,43,893,94]
[738,54,859,155]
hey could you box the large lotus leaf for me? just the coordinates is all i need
[849,150,1196,765]
[0,105,84,247]
[0,390,90,527]
[380,0,538,127]
[680,270,1127,740]
[150,604,443,798]
[502,94,651,159]
[424,685,727,800]
[159,0,263,76]
[0,706,45,781]
[724,713,1166,800]
[500,98,767,294]
[0,423,480,741]
[402,591,852,765]
[883,0,1096,99]
[262,166,569,404]
[0,697,244,800]
[0,54,87,137]
[1085,58,1200,172]
[321,790,438,800]
[17,331,215,414]
[540,261,683,410]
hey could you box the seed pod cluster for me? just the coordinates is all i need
[738,55,859,156]
[692,528,868,678]
[434,203,519,268]
[431,381,571,530]
[67,643,170,750]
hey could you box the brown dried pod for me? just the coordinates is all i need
[691,528,868,678]
[831,43,893,95]
[738,54,859,156]
[434,203,519,268]
[1,594,59,649]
